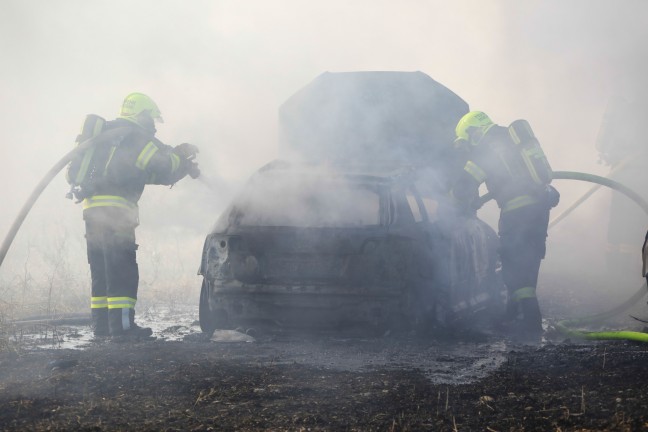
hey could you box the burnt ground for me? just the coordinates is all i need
[1,274,648,432]
[0,325,648,431]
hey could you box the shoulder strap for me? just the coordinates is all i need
[67,115,107,186]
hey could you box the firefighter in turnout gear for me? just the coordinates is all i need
[451,111,559,341]
[67,93,200,338]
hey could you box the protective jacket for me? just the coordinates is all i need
[80,118,190,222]
[454,125,550,213]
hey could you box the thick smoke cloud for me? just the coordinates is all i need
[1,0,647,317]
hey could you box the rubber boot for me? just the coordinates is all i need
[504,299,520,321]
[127,308,153,337]
[91,308,109,337]
[109,308,153,339]
[518,297,543,341]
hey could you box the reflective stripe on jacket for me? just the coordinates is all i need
[455,125,547,211]
[85,119,188,204]
[82,195,139,224]
[501,194,539,213]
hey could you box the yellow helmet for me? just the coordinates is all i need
[455,111,493,144]
[119,92,163,123]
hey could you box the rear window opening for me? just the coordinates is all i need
[229,177,380,228]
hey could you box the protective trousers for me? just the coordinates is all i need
[84,207,139,336]
[498,202,550,334]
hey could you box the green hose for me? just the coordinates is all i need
[479,170,648,342]
[545,171,648,342]
[556,328,648,342]
[555,282,648,342]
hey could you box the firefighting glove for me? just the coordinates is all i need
[545,185,560,208]
[187,161,201,179]
[174,143,200,160]
[173,143,201,179]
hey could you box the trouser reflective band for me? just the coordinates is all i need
[502,195,538,213]
[511,287,536,302]
[91,296,108,309]
[107,297,136,309]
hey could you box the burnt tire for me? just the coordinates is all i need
[199,279,217,337]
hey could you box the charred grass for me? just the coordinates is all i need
[0,339,647,431]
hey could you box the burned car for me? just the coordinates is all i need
[199,71,506,334]
[198,160,504,334]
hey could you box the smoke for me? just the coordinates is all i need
[1,0,647,319]
[226,163,381,229]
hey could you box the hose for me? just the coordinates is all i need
[548,156,635,229]
[479,170,648,342]
[477,171,648,214]
[548,183,601,229]
[0,127,131,268]
[555,282,648,342]
[551,170,648,215]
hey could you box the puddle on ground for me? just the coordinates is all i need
[250,336,509,385]
[8,304,512,385]
[9,304,203,350]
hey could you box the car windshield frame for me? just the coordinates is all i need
[224,172,387,229]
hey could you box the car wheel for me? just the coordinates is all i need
[199,278,218,337]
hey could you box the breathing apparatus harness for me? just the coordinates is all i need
[65,114,123,203]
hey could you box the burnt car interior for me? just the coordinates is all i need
[199,161,504,335]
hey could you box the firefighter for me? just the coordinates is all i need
[71,93,200,338]
[451,111,559,341]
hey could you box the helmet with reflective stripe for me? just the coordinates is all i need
[119,92,164,123]
[455,111,493,144]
